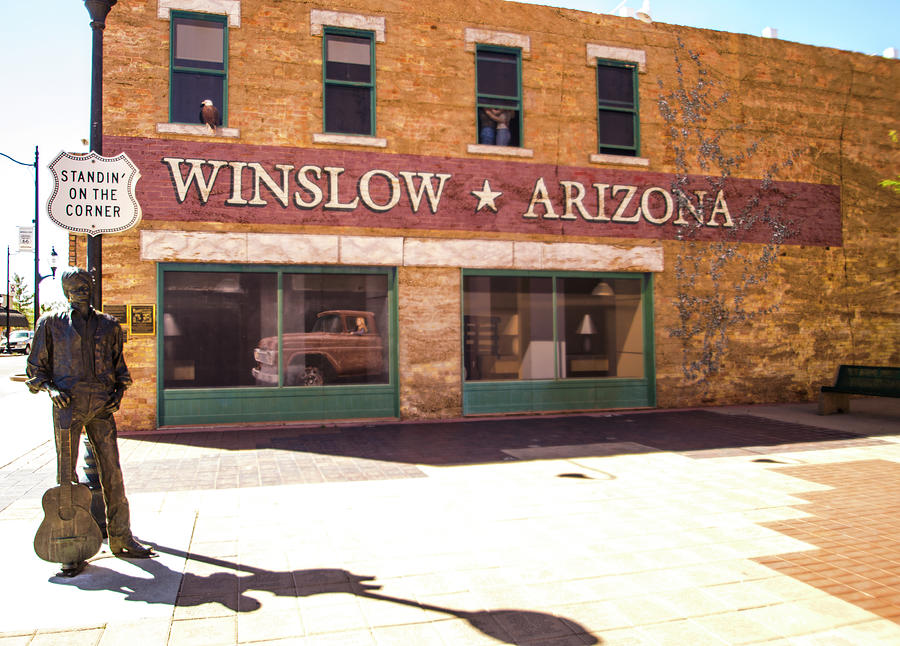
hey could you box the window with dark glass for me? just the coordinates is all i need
[596,60,639,156]
[162,270,390,390]
[170,11,227,125]
[324,29,375,135]
[476,46,522,147]
[163,272,276,389]
[463,274,644,381]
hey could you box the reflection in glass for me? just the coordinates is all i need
[463,275,645,382]
[464,276,553,381]
[163,271,390,390]
[175,19,225,66]
[558,278,644,379]
[274,273,389,386]
[163,272,276,389]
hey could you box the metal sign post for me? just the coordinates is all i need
[83,0,117,309]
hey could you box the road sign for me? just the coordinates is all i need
[17,226,33,252]
[47,151,142,236]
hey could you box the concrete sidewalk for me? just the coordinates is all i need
[1,399,898,645]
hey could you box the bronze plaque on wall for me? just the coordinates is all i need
[103,305,127,323]
[130,305,156,335]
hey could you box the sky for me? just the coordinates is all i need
[1,0,897,309]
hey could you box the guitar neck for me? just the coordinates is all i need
[58,427,76,510]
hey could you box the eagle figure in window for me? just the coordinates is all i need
[199,99,219,133]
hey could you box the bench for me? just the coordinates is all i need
[818,365,900,414]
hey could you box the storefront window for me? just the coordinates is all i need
[163,269,390,390]
[463,274,644,381]
[163,272,276,389]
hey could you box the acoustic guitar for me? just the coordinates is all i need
[33,427,102,566]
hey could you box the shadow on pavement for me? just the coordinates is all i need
[126,410,890,467]
[55,543,600,644]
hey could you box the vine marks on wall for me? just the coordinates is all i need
[658,37,804,387]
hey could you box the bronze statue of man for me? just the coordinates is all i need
[27,267,153,575]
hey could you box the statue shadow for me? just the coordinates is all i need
[56,543,600,645]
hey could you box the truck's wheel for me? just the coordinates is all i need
[302,365,325,386]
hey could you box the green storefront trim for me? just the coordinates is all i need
[157,263,399,427]
[461,270,656,415]
[161,384,398,426]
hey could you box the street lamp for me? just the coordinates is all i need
[0,146,39,327]
[37,245,59,287]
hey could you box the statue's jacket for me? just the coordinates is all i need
[26,308,132,395]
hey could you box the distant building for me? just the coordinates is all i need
[2,308,30,330]
[78,0,898,431]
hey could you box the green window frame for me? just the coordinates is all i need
[461,270,656,415]
[169,10,228,125]
[596,59,639,156]
[157,263,399,426]
[323,27,376,136]
[475,45,523,147]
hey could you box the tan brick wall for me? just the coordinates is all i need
[95,0,898,427]
[398,267,462,418]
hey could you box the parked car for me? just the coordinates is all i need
[252,310,384,386]
[3,330,34,354]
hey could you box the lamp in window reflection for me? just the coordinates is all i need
[502,314,519,336]
[577,314,597,353]
[591,280,615,296]
[163,313,182,337]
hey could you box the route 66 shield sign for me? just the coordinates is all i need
[47,151,142,236]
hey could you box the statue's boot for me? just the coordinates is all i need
[109,535,155,558]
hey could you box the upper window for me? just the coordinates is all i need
[170,11,228,125]
[476,46,522,148]
[323,29,375,136]
[596,60,639,156]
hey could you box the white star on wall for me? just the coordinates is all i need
[471,179,502,213]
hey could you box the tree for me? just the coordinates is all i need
[9,273,33,327]
[880,130,900,194]
[7,273,64,328]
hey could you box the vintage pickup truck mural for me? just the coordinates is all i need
[252,310,385,386]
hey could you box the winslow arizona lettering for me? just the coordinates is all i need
[162,156,734,228]
[98,135,840,245]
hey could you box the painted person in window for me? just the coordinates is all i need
[479,107,497,144]
[352,316,368,335]
[488,108,513,146]
[479,108,514,146]
[27,267,154,574]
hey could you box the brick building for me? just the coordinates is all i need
[77,0,898,432]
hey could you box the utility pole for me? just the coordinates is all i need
[83,0,117,309]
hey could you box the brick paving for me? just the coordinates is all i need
[2,402,899,645]
[755,459,900,624]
